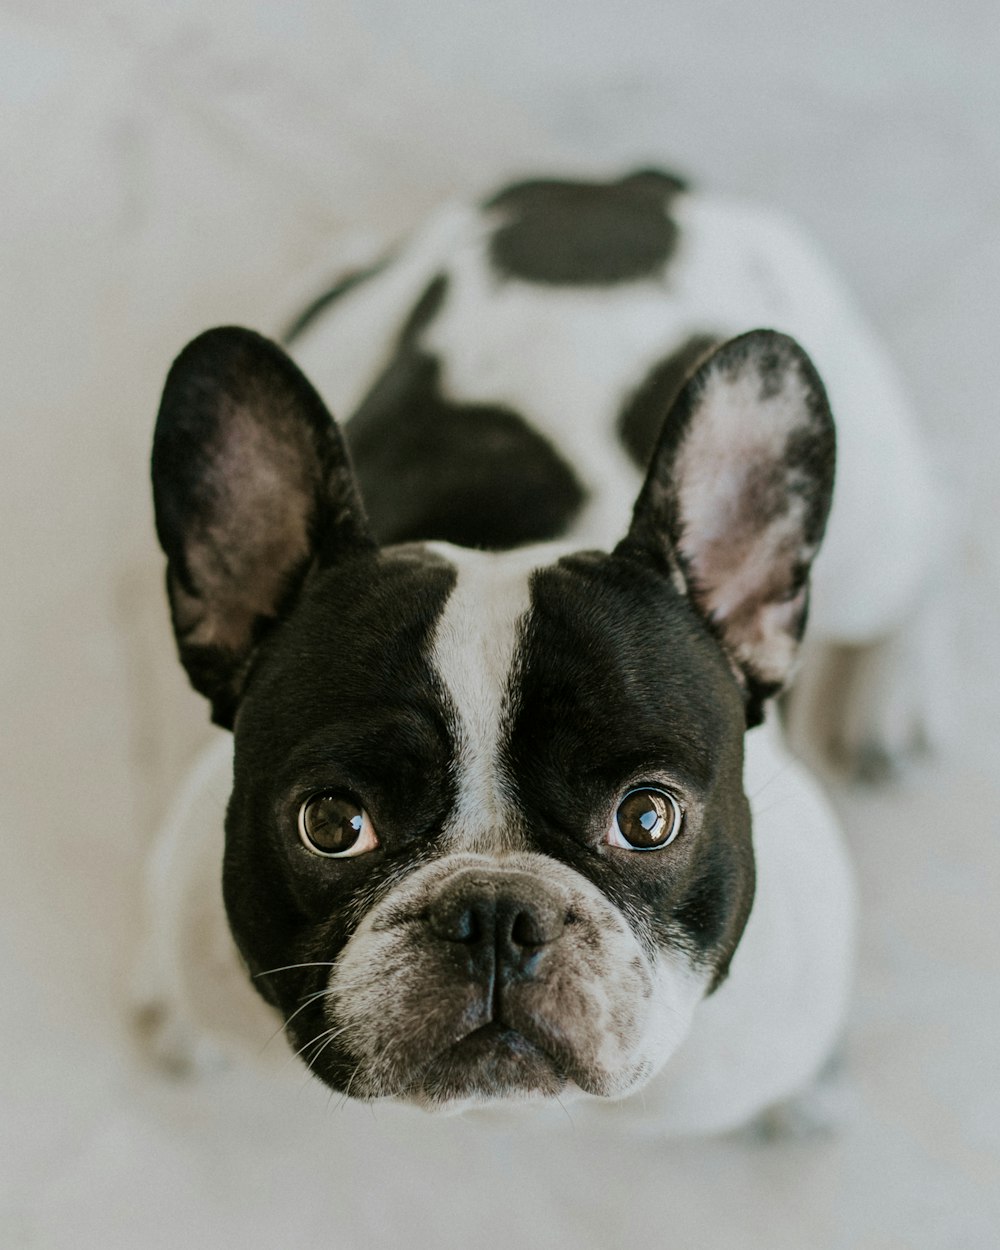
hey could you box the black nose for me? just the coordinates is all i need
[426,869,565,980]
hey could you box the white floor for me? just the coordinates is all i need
[1,3,998,1247]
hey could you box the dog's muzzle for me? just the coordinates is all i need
[317,852,675,1108]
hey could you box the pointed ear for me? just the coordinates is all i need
[151,326,374,727]
[618,330,835,724]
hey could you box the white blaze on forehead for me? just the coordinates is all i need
[428,542,568,850]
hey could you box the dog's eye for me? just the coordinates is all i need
[607,788,682,851]
[298,793,378,858]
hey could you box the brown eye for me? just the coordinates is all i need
[298,793,378,858]
[607,788,682,851]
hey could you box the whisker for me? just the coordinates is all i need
[325,1058,366,1114]
[287,1022,355,1082]
[748,795,796,822]
[344,1062,362,1103]
[553,1091,576,1127]
[294,1022,352,1064]
[257,986,337,1056]
[253,961,337,979]
[302,1024,353,1075]
[747,758,795,803]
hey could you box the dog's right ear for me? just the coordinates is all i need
[151,326,374,728]
[616,330,835,726]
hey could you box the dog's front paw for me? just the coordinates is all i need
[742,1049,858,1141]
[131,996,231,1080]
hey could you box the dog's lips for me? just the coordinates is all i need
[407,1019,568,1104]
[449,1020,548,1063]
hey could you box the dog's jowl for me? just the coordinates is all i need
[148,171,935,1126]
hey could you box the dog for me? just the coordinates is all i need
[141,170,945,1134]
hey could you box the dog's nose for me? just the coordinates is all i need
[426,869,565,977]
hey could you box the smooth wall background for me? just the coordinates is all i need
[1,3,997,1246]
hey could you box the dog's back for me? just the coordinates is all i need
[291,172,943,645]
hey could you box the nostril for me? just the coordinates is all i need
[425,870,567,953]
[510,909,545,948]
[509,903,564,949]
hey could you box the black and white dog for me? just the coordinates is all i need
[143,171,944,1134]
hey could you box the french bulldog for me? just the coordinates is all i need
[142,171,944,1133]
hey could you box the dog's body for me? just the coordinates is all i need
[142,172,944,1135]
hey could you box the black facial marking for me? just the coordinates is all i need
[618,334,722,470]
[501,551,755,981]
[669,859,739,988]
[484,169,686,286]
[283,256,392,344]
[343,277,586,548]
[223,546,459,1014]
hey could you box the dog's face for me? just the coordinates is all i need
[152,325,834,1107]
[225,541,749,1104]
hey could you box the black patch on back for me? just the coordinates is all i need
[484,169,686,286]
[344,276,587,550]
[618,168,688,196]
[283,257,392,344]
[618,334,722,470]
[501,550,754,984]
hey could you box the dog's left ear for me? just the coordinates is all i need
[152,326,374,728]
[618,330,835,724]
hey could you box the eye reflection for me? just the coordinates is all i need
[607,787,681,851]
[298,793,379,858]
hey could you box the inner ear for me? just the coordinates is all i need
[618,330,835,720]
[152,326,373,726]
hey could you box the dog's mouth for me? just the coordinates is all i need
[404,1020,568,1107]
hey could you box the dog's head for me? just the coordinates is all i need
[151,326,834,1108]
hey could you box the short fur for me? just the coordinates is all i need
[142,170,945,1130]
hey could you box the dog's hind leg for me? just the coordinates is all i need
[786,572,956,780]
[743,210,955,777]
